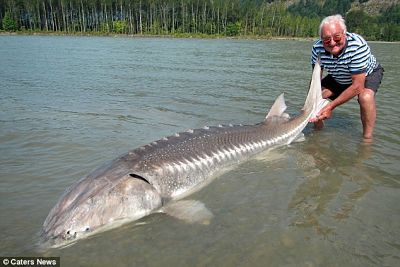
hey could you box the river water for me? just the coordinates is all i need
[0,36,399,266]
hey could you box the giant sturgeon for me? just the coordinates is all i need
[40,61,328,249]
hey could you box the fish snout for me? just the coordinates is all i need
[62,230,77,240]
[39,228,84,250]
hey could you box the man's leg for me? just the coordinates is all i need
[358,88,376,140]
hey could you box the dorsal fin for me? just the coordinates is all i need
[265,93,287,120]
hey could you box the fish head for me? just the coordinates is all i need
[39,170,162,249]
[39,200,95,249]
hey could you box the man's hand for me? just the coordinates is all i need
[310,104,333,122]
[309,73,365,123]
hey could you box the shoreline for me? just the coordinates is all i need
[0,30,316,41]
[1,31,399,43]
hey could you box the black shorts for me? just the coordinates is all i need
[321,64,384,100]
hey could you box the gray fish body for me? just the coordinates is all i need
[41,62,328,248]
[127,116,308,200]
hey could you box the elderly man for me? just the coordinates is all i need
[310,14,384,141]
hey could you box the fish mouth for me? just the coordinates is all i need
[39,224,107,250]
[38,228,80,251]
[38,234,79,251]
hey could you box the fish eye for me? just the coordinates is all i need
[85,227,90,232]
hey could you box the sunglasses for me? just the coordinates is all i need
[322,33,343,45]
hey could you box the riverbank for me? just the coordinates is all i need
[0,30,316,41]
[3,30,398,43]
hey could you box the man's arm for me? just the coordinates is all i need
[310,73,365,122]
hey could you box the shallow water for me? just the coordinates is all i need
[0,36,399,266]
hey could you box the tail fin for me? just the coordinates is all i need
[303,60,329,119]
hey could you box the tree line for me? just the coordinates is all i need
[1,0,399,41]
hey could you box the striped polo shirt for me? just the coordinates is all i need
[311,32,378,85]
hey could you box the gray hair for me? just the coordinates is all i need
[319,14,347,37]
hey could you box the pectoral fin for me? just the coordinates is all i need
[162,200,213,225]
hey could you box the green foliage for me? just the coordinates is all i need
[203,22,215,35]
[2,11,17,31]
[344,4,400,41]
[287,0,321,18]
[288,1,400,41]
[381,24,400,41]
[100,23,110,33]
[225,22,241,36]
[321,0,352,17]
[112,20,127,34]
[376,4,400,41]
[346,10,371,32]
[0,0,399,41]
[379,4,400,24]
[288,0,353,18]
